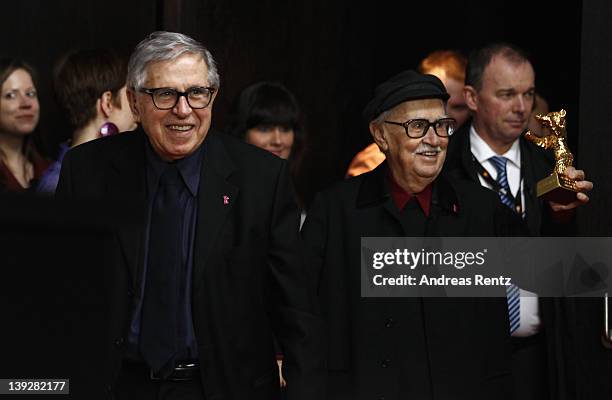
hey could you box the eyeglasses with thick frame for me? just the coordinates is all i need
[139,86,217,110]
[384,117,456,138]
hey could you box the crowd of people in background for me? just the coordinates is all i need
[0,31,598,400]
[0,46,555,199]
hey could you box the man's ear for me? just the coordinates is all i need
[464,85,479,113]
[99,91,113,118]
[369,121,388,153]
[126,88,141,122]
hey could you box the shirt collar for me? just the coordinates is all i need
[469,124,521,169]
[387,170,432,216]
[145,139,205,196]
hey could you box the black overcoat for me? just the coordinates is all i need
[302,163,523,400]
[56,128,326,400]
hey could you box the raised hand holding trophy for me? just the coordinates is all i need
[524,109,580,204]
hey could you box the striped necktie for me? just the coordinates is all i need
[490,155,521,334]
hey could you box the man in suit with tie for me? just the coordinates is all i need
[56,31,324,400]
[443,42,593,400]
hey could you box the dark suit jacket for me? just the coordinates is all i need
[302,163,524,400]
[56,128,325,400]
[443,121,569,237]
[443,122,578,399]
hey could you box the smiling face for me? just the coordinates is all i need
[371,98,448,192]
[128,54,216,161]
[0,68,40,137]
[465,54,535,153]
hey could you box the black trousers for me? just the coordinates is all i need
[114,360,205,400]
[511,332,549,400]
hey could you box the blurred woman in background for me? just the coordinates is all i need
[0,58,50,192]
[37,48,136,194]
[228,81,307,390]
[229,81,305,214]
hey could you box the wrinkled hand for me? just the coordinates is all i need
[548,166,593,211]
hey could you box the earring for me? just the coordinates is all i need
[100,122,119,137]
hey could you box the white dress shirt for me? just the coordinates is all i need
[470,125,541,337]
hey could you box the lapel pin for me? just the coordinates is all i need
[223,195,230,205]
[452,204,459,214]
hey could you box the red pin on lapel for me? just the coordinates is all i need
[223,195,230,205]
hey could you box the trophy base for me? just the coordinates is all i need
[537,173,579,204]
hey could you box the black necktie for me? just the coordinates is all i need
[140,164,183,374]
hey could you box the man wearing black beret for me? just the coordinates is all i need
[302,70,524,399]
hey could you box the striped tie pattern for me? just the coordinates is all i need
[489,156,515,209]
[489,156,521,334]
[506,282,521,334]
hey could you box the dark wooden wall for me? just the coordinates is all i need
[578,0,612,237]
[572,1,612,397]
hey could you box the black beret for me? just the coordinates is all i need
[363,70,450,122]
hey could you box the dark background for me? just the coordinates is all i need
[2,0,612,397]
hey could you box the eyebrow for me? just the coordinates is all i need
[403,115,450,121]
[496,87,535,94]
[2,87,36,92]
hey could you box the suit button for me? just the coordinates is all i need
[127,289,134,298]
[114,337,124,347]
[385,318,394,328]
[381,359,390,368]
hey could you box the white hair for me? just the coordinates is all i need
[127,31,220,90]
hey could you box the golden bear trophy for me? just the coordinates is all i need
[524,109,579,204]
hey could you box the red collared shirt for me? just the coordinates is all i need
[388,172,432,216]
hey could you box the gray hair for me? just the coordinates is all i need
[127,31,220,90]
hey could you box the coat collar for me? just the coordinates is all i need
[106,128,239,291]
[356,162,460,216]
[446,120,543,234]
[449,120,540,190]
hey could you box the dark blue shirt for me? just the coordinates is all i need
[128,139,205,361]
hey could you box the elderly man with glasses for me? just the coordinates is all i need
[56,31,325,400]
[302,70,524,400]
